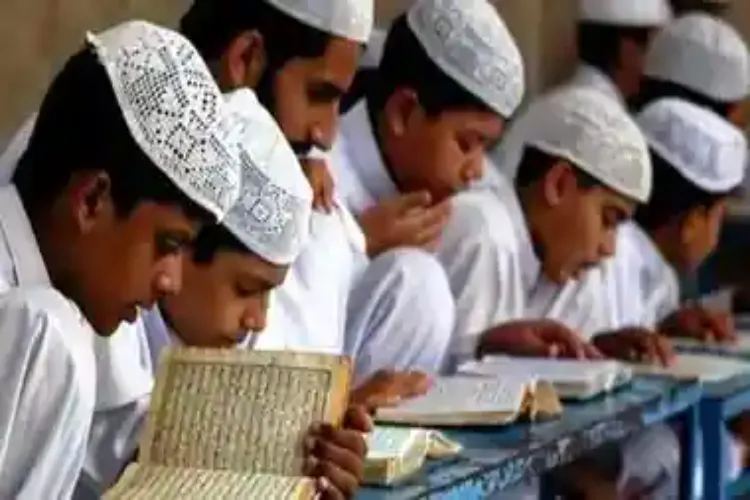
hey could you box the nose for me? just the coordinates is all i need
[240,295,269,334]
[154,255,183,297]
[311,108,339,151]
[600,230,617,259]
[462,153,486,185]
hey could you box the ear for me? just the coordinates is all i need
[220,30,267,90]
[383,87,422,138]
[727,102,746,128]
[68,171,113,234]
[678,207,705,246]
[541,159,576,207]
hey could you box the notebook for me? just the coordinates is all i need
[375,376,562,427]
[629,353,750,382]
[364,427,462,486]
[459,357,632,400]
[104,348,351,499]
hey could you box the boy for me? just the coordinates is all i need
[330,0,526,381]
[0,21,242,497]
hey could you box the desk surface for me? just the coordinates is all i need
[358,377,701,500]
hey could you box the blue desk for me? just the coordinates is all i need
[358,378,701,499]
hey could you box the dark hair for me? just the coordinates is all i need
[632,77,735,117]
[577,21,653,74]
[634,149,729,230]
[191,223,248,264]
[14,47,208,221]
[514,146,601,190]
[341,67,377,114]
[670,0,730,16]
[367,15,494,117]
[180,0,331,70]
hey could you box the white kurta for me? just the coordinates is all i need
[327,100,455,381]
[0,185,98,499]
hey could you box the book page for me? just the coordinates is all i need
[671,335,750,355]
[104,464,314,500]
[460,357,628,383]
[630,353,750,382]
[140,348,350,475]
[376,376,531,426]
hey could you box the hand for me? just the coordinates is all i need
[301,157,335,213]
[593,328,675,366]
[350,370,432,410]
[477,320,602,360]
[358,191,451,257]
[303,406,369,499]
[659,306,736,343]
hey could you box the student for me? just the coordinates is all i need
[330,0,525,381]
[0,21,243,498]
[571,0,671,107]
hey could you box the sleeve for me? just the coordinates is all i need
[0,288,95,500]
[436,193,524,363]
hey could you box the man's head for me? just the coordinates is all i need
[161,89,313,348]
[13,21,241,335]
[634,98,747,271]
[180,0,373,154]
[637,13,750,127]
[577,0,672,100]
[514,87,652,283]
[369,0,524,202]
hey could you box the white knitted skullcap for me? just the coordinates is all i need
[87,21,241,220]
[637,98,747,192]
[579,0,672,26]
[221,89,312,265]
[406,0,525,118]
[266,0,373,43]
[522,86,652,202]
[644,13,750,102]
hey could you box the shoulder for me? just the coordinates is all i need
[446,189,518,253]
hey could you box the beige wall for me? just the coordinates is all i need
[1,0,748,137]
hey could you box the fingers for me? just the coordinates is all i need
[308,423,368,461]
[342,405,372,433]
[701,309,736,342]
[653,335,675,366]
[410,202,452,248]
[349,370,432,409]
[582,342,605,360]
[321,175,335,214]
[394,191,432,213]
[303,425,365,500]
[539,326,586,359]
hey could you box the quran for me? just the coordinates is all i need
[364,427,462,486]
[104,348,351,499]
[375,376,562,427]
[671,335,750,357]
[629,353,750,382]
[459,357,633,400]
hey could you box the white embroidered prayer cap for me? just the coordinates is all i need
[407,0,525,118]
[221,89,313,265]
[265,0,374,43]
[87,20,241,220]
[644,13,750,102]
[579,0,672,26]
[521,86,652,202]
[637,98,747,192]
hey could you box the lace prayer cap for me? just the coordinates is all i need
[406,0,525,119]
[87,20,241,221]
[266,0,374,43]
[637,98,747,193]
[579,0,672,26]
[221,89,313,265]
[522,87,652,203]
[644,14,750,102]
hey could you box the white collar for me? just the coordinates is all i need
[571,64,626,107]
[340,100,399,204]
[142,305,183,370]
[0,185,50,287]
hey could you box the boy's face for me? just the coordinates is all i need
[676,200,728,271]
[162,250,288,347]
[69,177,201,335]
[536,163,635,282]
[384,95,505,201]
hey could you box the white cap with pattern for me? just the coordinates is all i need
[522,86,652,202]
[87,20,241,220]
[644,13,750,102]
[637,98,747,193]
[221,89,313,265]
[406,0,525,119]
[266,0,374,43]
[579,0,672,26]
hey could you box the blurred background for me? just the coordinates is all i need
[0,0,748,138]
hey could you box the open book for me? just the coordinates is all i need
[105,348,351,499]
[375,376,562,427]
[364,427,462,486]
[630,353,750,382]
[459,357,632,400]
[671,335,750,357]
